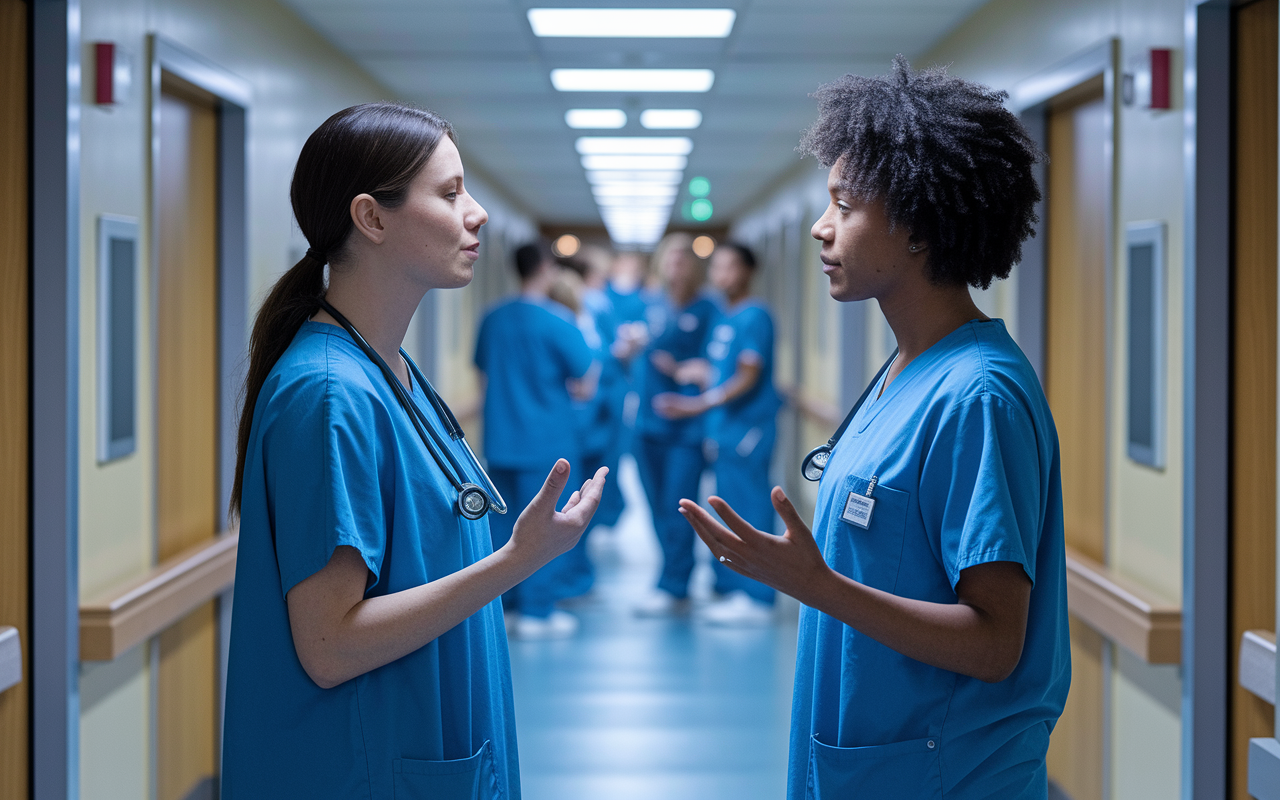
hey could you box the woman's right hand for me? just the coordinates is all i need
[507,460,609,568]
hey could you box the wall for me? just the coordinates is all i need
[732,0,1187,796]
[74,0,532,795]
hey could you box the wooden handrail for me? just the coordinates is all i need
[1064,546,1181,664]
[79,532,238,661]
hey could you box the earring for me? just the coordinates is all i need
[909,244,921,252]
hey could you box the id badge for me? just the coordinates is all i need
[841,491,876,529]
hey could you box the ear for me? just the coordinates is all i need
[349,193,387,245]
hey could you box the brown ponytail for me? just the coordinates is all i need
[229,102,455,519]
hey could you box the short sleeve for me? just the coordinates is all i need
[262,364,389,599]
[737,309,773,363]
[919,393,1043,589]
[549,314,593,378]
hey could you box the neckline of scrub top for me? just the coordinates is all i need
[300,319,420,398]
[854,318,1003,434]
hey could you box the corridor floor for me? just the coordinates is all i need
[507,457,799,800]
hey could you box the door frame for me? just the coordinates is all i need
[147,34,250,784]
[30,1,81,797]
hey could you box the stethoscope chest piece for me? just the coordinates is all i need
[801,446,831,482]
[458,484,490,520]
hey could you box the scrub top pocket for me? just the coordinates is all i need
[806,734,942,800]
[825,475,910,593]
[392,740,502,800]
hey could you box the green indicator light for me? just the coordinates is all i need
[690,198,713,221]
[688,176,710,197]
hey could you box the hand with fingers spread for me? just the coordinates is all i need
[507,459,610,569]
[679,486,831,604]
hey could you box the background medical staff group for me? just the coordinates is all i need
[474,233,782,636]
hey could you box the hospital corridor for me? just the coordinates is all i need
[2,0,1279,799]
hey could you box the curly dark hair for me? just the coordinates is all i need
[799,56,1043,289]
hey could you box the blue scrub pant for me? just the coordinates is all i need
[709,424,777,605]
[488,464,580,619]
[635,435,707,599]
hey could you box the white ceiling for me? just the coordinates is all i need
[278,0,990,229]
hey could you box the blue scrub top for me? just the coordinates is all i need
[223,321,519,800]
[790,320,1069,800]
[573,290,626,457]
[474,296,593,470]
[705,299,782,446]
[636,293,719,446]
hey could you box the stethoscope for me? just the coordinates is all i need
[800,349,899,482]
[317,298,508,521]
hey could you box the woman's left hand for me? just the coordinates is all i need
[678,487,831,603]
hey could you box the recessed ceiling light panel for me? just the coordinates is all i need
[565,109,627,129]
[529,8,736,38]
[576,137,693,156]
[586,170,684,185]
[640,109,703,129]
[551,69,715,93]
[581,154,688,171]
[593,183,680,198]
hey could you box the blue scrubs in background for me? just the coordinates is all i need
[474,296,593,618]
[635,293,719,599]
[577,287,628,529]
[224,321,518,800]
[705,299,782,604]
[789,320,1069,800]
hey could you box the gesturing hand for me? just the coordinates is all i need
[652,392,707,420]
[509,460,609,568]
[678,487,831,604]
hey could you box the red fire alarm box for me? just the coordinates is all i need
[94,42,133,105]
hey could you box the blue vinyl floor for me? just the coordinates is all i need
[507,457,799,800]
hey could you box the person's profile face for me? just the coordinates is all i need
[381,136,489,291]
[811,159,916,303]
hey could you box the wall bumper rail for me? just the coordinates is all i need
[0,626,20,693]
[1240,629,1276,705]
[1064,546,1181,664]
[79,532,237,661]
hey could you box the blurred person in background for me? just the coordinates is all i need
[654,242,781,626]
[632,233,720,616]
[475,241,596,638]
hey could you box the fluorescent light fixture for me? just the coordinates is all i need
[551,69,715,93]
[586,170,684,185]
[576,136,693,155]
[565,109,627,129]
[581,154,688,171]
[595,197,677,208]
[529,9,736,38]
[640,109,703,129]
[593,183,679,198]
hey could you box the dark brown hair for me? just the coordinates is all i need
[229,102,455,519]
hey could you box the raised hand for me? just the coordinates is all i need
[509,460,609,568]
[678,487,830,604]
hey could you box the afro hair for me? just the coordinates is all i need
[799,56,1044,290]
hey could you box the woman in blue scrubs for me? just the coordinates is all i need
[632,233,719,616]
[680,59,1069,799]
[222,103,607,799]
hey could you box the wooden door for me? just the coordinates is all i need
[0,0,29,797]
[1043,81,1108,800]
[156,76,220,800]
[1231,2,1278,798]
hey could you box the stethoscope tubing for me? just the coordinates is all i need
[316,298,507,516]
[801,348,898,482]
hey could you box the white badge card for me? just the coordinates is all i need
[841,491,876,529]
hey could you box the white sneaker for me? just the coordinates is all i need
[699,592,774,627]
[512,610,580,640]
[632,590,691,617]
